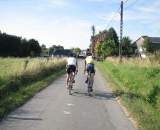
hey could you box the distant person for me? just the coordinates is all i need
[66,53,78,87]
[84,49,95,84]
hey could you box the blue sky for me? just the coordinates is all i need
[0,0,159,49]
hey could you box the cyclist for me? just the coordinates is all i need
[84,49,95,86]
[66,53,78,87]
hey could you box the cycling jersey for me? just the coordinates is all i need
[67,57,77,66]
[85,56,94,64]
[85,56,95,74]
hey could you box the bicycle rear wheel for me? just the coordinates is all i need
[68,73,73,95]
[87,73,94,96]
[68,84,72,95]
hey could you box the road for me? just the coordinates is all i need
[0,60,136,130]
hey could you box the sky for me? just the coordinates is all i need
[0,0,159,49]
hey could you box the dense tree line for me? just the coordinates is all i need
[95,27,133,59]
[0,32,41,57]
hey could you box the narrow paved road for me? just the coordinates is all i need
[0,60,136,130]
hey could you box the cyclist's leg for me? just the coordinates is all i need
[66,74,68,85]
[71,65,76,83]
[85,64,90,83]
[90,73,94,92]
[66,65,71,86]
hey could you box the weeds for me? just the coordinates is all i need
[97,59,160,130]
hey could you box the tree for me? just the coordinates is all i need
[107,27,119,55]
[0,32,43,57]
[28,39,41,57]
[56,45,64,50]
[95,43,102,57]
[122,36,132,56]
[142,37,153,53]
[49,45,64,55]
[21,38,29,57]
[41,44,47,50]
[101,39,116,58]
[71,47,81,55]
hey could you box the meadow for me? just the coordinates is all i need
[97,57,160,130]
[0,57,66,119]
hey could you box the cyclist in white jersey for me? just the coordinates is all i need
[66,53,78,86]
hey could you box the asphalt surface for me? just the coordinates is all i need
[0,60,136,130]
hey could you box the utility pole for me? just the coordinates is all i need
[92,25,95,37]
[91,25,95,55]
[119,1,123,62]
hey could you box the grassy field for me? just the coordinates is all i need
[96,58,160,130]
[0,57,66,119]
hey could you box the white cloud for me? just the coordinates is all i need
[87,0,105,2]
[47,0,70,7]
[0,15,92,49]
[138,7,156,13]
[137,1,160,15]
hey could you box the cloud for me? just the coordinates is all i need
[47,0,70,8]
[138,7,157,13]
[0,15,92,49]
[87,0,105,2]
[137,0,160,14]
[0,0,159,49]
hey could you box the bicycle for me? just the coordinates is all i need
[87,71,94,96]
[67,71,74,95]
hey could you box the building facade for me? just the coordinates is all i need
[132,36,160,58]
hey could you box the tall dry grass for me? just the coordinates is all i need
[0,57,66,82]
[0,57,66,99]
[106,54,160,68]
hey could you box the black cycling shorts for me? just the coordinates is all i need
[67,65,76,74]
[87,63,95,73]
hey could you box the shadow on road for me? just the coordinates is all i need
[71,89,117,100]
[7,116,42,121]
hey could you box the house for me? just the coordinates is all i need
[52,49,74,57]
[132,36,160,58]
[90,30,108,56]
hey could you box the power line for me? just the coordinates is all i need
[106,0,129,29]
[106,7,121,29]
[124,0,129,4]
[106,0,138,29]
[124,0,138,9]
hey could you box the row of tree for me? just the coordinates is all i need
[41,44,81,56]
[0,32,41,57]
[41,44,65,56]
[0,31,83,57]
[95,27,133,58]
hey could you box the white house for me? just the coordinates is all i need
[132,36,160,58]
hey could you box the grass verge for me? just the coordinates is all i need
[96,61,160,130]
[0,69,65,120]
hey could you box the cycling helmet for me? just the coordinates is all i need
[86,49,92,56]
